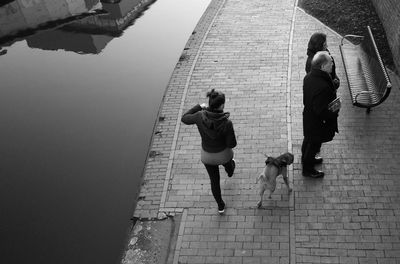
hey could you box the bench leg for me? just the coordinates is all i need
[366,108,371,114]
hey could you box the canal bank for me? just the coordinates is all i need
[127,0,400,263]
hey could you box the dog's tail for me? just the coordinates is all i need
[256,174,263,184]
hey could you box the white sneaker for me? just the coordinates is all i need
[218,203,225,214]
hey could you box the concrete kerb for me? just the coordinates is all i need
[288,4,298,264]
[172,209,188,264]
[297,7,345,40]
[287,2,299,211]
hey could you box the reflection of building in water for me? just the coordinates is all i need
[26,0,157,54]
[0,0,100,39]
[26,29,113,54]
[66,0,157,36]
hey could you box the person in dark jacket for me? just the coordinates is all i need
[302,51,340,178]
[305,32,340,89]
[181,89,237,214]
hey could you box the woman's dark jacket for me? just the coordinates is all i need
[306,48,340,89]
[181,104,237,153]
[303,69,339,143]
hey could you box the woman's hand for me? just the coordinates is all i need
[333,78,340,89]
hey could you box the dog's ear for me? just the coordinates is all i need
[256,174,262,183]
[288,153,294,163]
[280,153,294,165]
[265,157,274,165]
[284,153,294,164]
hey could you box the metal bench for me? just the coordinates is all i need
[339,26,392,113]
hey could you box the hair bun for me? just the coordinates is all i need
[206,88,217,98]
[206,89,225,110]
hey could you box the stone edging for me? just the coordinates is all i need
[288,2,299,264]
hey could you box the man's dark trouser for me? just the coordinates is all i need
[301,138,322,172]
[204,160,235,208]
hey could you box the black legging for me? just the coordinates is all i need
[204,160,235,208]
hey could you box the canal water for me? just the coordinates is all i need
[0,0,210,263]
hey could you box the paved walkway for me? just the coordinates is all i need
[131,0,400,263]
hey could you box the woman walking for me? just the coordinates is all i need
[181,89,237,214]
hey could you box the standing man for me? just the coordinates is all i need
[301,51,340,178]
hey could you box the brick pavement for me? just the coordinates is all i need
[133,0,400,263]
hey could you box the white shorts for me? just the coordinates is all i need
[201,148,233,165]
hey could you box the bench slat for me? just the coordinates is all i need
[339,45,370,104]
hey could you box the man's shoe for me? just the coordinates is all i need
[313,156,323,164]
[227,159,235,177]
[218,202,226,214]
[302,169,324,178]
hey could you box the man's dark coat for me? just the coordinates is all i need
[303,69,339,143]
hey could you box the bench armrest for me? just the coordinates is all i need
[341,34,364,45]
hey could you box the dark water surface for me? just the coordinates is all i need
[0,0,210,263]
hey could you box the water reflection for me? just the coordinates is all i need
[25,0,157,54]
[0,0,158,54]
[0,0,102,44]
[0,0,211,263]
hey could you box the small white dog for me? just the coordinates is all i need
[256,152,294,208]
